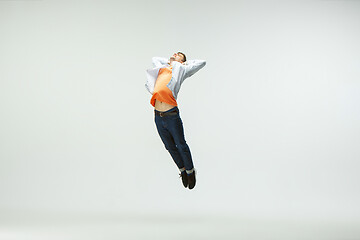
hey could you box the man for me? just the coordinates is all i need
[145,52,206,189]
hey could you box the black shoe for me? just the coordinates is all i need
[180,171,188,188]
[187,170,196,190]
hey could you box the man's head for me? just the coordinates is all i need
[170,52,187,63]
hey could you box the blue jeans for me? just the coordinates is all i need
[154,106,194,171]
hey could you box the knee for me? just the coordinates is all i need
[177,143,190,152]
[164,143,177,152]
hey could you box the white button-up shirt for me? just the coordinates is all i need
[145,57,206,100]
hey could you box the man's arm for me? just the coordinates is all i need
[184,59,206,78]
[152,57,168,68]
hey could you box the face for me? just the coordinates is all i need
[171,52,185,63]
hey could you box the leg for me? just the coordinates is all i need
[166,113,194,171]
[155,115,185,170]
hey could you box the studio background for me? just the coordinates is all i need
[0,0,359,239]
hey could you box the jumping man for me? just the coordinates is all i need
[145,52,206,189]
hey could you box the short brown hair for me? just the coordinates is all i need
[177,52,186,62]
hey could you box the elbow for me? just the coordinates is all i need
[200,60,206,68]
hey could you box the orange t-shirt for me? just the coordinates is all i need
[150,65,178,107]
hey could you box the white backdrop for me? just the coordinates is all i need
[1,0,360,225]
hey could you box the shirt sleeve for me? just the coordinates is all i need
[184,59,206,78]
[152,57,168,68]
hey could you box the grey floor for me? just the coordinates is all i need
[1,211,360,240]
